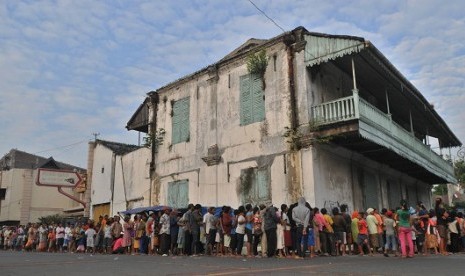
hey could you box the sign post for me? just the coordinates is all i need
[36,168,86,208]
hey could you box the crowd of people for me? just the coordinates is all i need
[1,197,464,259]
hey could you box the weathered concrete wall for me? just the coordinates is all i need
[1,168,80,224]
[0,169,23,222]
[90,144,114,208]
[305,144,432,212]
[90,144,151,216]
[113,148,151,214]
[153,42,291,207]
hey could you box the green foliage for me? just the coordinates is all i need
[247,49,268,77]
[38,214,64,225]
[432,184,448,196]
[283,126,301,151]
[143,128,166,149]
[454,157,465,185]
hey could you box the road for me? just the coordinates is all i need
[0,251,463,275]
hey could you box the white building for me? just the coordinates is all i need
[126,27,461,211]
[0,149,85,225]
[87,140,151,219]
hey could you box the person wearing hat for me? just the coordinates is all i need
[366,208,379,256]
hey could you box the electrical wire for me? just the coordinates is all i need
[246,0,285,33]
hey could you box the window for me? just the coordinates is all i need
[172,97,190,144]
[240,74,265,125]
[240,168,270,205]
[167,180,189,208]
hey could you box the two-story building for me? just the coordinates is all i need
[0,149,85,225]
[126,26,461,211]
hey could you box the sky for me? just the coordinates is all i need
[0,0,464,168]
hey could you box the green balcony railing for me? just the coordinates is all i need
[311,94,455,181]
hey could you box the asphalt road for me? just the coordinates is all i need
[0,251,463,276]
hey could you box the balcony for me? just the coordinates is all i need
[311,93,456,184]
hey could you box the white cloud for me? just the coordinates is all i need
[0,0,464,169]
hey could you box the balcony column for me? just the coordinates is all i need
[351,57,359,118]
[409,110,414,134]
[385,88,392,121]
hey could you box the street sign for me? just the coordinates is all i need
[37,168,83,188]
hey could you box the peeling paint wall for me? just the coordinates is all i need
[91,144,151,217]
[152,42,292,207]
[308,144,432,212]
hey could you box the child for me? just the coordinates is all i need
[383,211,397,257]
[413,216,426,255]
[47,228,56,252]
[112,234,125,254]
[85,224,96,254]
[357,212,369,256]
[76,229,86,253]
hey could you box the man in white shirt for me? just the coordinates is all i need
[55,223,65,252]
[159,207,171,256]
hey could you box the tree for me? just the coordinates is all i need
[454,157,465,187]
[432,184,448,196]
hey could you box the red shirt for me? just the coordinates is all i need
[113,237,123,251]
[358,219,368,235]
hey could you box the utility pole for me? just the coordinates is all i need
[92,132,100,142]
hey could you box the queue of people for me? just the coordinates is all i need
[1,197,464,259]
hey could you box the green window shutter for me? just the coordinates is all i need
[240,75,252,125]
[256,169,269,200]
[172,97,190,144]
[240,74,265,126]
[251,75,265,122]
[167,179,189,208]
[177,180,189,208]
[180,97,190,142]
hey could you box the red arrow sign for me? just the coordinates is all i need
[37,168,83,188]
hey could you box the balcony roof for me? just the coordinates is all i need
[304,34,461,148]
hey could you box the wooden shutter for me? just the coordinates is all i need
[256,169,269,201]
[251,75,265,122]
[172,97,190,144]
[363,171,379,209]
[240,75,252,125]
[167,180,189,208]
[388,180,401,209]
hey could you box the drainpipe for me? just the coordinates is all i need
[148,93,159,205]
[285,33,298,130]
[110,152,116,215]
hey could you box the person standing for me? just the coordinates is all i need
[235,206,246,256]
[191,204,203,256]
[159,207,171,256]
[366,208,379,255]
[435,198,450,255]
[396,200,414,258]
[383,210,397,257]
[292,197,310,258]
[264,204,279,258]
[332,207,347,256]
[56,223,65,252]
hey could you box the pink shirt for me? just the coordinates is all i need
[314,213,326,231]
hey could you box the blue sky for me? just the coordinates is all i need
[1,0,464,168]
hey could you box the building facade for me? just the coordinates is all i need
[0,149,85,225]
[87,140,150,219]
[127,26,461,212]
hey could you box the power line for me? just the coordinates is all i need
[33,139,90,155]
[246,0,285,33]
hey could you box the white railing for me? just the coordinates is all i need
[312,95,454,177]
[311,96,357,125]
